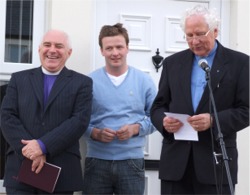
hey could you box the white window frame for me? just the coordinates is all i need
[0,0,46,192]
[0,0,46,81]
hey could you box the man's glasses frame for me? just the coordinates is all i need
[185,29,211,43]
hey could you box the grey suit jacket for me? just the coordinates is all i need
[150,41,249,184]
[0,66,93,191]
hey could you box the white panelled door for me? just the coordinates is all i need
[92,0,228,194]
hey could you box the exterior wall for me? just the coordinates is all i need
[230,0,249,53]
[230,1,249,194]
[46,0,95,75]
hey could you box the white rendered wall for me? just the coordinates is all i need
[230,1,249,194]
[47,0,94,75]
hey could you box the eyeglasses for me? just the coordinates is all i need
[185,29,211,43]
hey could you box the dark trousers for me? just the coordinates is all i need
[161,153,234,195]
[6,187,73,195]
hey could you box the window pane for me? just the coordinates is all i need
[5,0,33,63]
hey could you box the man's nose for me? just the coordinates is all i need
[112,48,119,55]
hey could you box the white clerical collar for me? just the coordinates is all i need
[41,67,62,75]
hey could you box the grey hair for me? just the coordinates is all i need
[180,5,220,31]
[40,29,72,49]
[62,30,72,49]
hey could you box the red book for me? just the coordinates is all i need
[17,158,61,193]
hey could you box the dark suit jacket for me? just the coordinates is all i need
[0,66,93,191]
[150,41,249,185]
[0,84,8,179]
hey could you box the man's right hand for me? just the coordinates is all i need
[91,127,116,143]
[31,155,46,174]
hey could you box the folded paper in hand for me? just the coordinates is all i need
[164,112,198,141]
[18,158,61,193]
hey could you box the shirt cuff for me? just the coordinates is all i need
[37,139,47,154]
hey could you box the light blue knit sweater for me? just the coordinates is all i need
[84,66,157,160]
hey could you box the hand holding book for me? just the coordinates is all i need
[18,158,61,193]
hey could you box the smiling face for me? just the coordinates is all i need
[39,30,72,72]
[100,35,129,76]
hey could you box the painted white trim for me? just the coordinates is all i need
[0,0,46,80]
[0,180,5,194]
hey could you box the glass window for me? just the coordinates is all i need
[5,0,33,64]
[0,0,45,81]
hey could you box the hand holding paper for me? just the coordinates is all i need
[164,112,198,141]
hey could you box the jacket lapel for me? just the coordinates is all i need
[196,42,228,113]
[30,67,44,108]
[180,51,195,114]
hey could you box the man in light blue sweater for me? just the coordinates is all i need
[82,23,157,195]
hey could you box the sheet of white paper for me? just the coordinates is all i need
[164,112,199,141]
